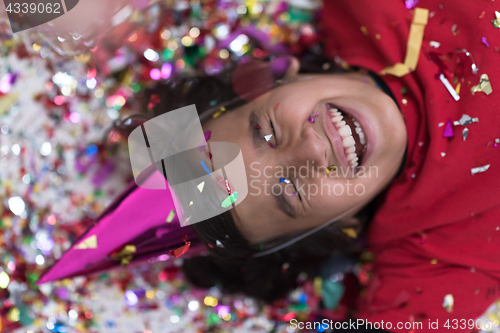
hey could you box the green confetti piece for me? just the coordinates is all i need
[166,209,175,223]
[221,192,238,208]
[321,280,345,310]
[400,87,408,94]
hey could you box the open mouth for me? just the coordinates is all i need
[326,103,367,168]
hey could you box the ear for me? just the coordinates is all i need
[283,56,300,79]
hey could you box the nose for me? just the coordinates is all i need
[280,125,327,174]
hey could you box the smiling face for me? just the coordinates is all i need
[202,70,407,244]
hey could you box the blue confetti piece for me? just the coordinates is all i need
[279,178,285,183]
[86,144,98,155]
[317,322,328,332]
[200,160,212,175]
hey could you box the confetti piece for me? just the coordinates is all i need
[268,142,276,148]
[75,235,98,249]
[264,134,273,142]
[314,112,319,117]
[439,74,460,101]
[493,11,500,28]
[189,201,194,206]
[166,209,175,223]
[429,41,440,49]
[204,130,211,141]
[342,228,358,239]
[455,82,461,95]
[471,164,490,175]
[279,178,285,183]
[438,122,445,127]
[211,106,226,119]
[380,8,429,77]
[430,259,438,264]
[221,192,239,208]
[197,181,205,193]
[462,128,469,141]
[495,138,499,147]
[308,116,315,123]
[479,11,485,19]
[200,160,212,175]
[482,37,490,47]
[274,103,279,111]
[326,165,337,175]
[454,114,478,126]
[169,235,191,258]
[443,119,454,138]
[255,124,261,129]
[443,294,454,313]
[216,240,224,248]
[471,74,492,95]
[441,152,446,157]
[110,245,136,267]
[405,0,419,9]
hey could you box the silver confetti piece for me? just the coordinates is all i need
[471,164,490,175]
[264,134,273,142]
[440,152,446,157]
[462,128,469,141]
[216,240,224,248]
[284,179,291,184]
[442,294,454,313]
[454,114,479,126]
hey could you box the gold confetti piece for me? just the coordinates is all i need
[342,228,358,239]
[471,164,490,175]
[0,92,19,116]
[326,165,337,175]
[360,26,369,36]
[471,74,492,95]
[75,235,98,249]
[380,8,429,77]
[166,209,175,223]
[442,294,454,313]
[211,106,226,119]
[430,259,438,264]
[111,244,136,267]
[455,82,461,95]
[197,181,205,193]
[313,277,323,297]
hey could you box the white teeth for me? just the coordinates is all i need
[359,132,366,145]
[342,136,355,147]
[338,124,352,137]
[335,120,346,130]
[328,105,367,168]
[332,115,343,123]
[346,153,357,161]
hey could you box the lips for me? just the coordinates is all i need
[324,103,367,169]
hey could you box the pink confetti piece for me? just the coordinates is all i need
[405,0,419,9]
[443,119,454,138]
[308,116,315,123]
[482,37,490,47]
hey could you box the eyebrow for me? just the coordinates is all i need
[249,110,298,219]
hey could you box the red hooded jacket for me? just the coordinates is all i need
[322,0,500,331]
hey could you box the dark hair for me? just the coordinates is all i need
[111,53,375,302]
